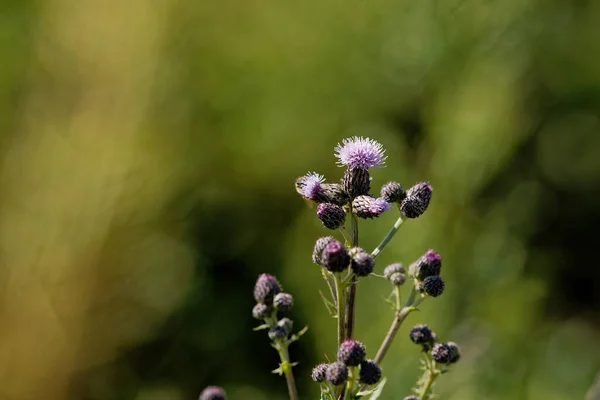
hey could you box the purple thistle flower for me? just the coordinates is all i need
[352,196,392,219]
[297,172,325,200]
[335,136,387,170]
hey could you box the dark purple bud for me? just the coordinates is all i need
[359,360,382,385]
[317,203,346,230]
[321,239,350,273]
[390,272,406,286]
[447,341,461,364]
[252,303,273,320]
[409,250,442,280]
[277,317,293,335]
[326,362,349,386]
[421,275,445,297]
[409,324,434,345]
[337,339,366,366]
[400,182,432,218]
[199,386,227,400]
[352,195,391,219]
[431,342,453,364]
[350,248,375,277]
[253,274,282,304]
[320,183,350,206]
[312,236,335,264]
[268,324,288,341]
[274,293,293,312]
[311,363,328,382]
[380,181,406,203]
[342,167,371,198]
[383,263,405,279]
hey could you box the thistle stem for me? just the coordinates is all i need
[418,365,439,400]
[334,274,346,347]
[275,342,299,400]
[344,213,359,339]
[371,215,405,258]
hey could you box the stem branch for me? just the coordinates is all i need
[371,215,405,258]
[276,343,299,400]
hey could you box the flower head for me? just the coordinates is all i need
[199,386,227,400]
[359,360,382,385]
[296,172,325,200]
[252,303,273,320]
[400,182,433,218]
[380,181,406,203]
[274,293,294,312]
[312,363,328,382]
[447,341,461,364]
[421,275,445,297]
[409,324,434,345]
[352,196,392,219]
[337,339,366,366]
[326,362,349,386]
[253,274,282,304]
[350,248,375,277]
[431,342,453,364]
[335,136,387,169]
[409,250,442,280]
[321,239,350,273]
[312,236,336,264]
[317,203,346,229]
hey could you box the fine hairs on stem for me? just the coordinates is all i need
[201,137,462,400]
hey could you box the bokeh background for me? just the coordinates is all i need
[1,0,600,399]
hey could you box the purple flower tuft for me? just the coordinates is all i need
[337,339,366,366]
[297,172,325,200]
[335,136,387,169]
[352,196,392,219]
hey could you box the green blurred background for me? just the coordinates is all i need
[1,0,600,399]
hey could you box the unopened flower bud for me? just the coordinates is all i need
[274,293,293,312]
[409,324,434,345]
[321,240,350,273]
[199,386,227,400]
[400,182,432,218]
[253,274,282,304]
[342,168,371,198]
[350,248,375,277]
[312,236,335,264]
[431,342,453,364]
[380,181,406,203]
[317,203,346,230]
[326,362,349,386]
[383,263,405,279]
[359,360,382,385]
[252,303,273,320]
[337,339,366,366]
[277,318,293,335]
[268,324,288,341]
[390,272,406,286]
[311,363,328,382]
[447,342,461,364]
[352,195,391,219]
[320,183,350,206]
[421,275,445,297]
[409,250,442,280]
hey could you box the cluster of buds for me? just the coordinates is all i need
[312,236,376,277]
[252,274,298,339]
[296,137,433,230]
[312,339,382,394]
[409,250,445,297]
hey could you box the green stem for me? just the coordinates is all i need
[275,341,299,400]
[418,364,439,400]
[343,366,357,400]
[345,214,359,339]
[371,215,405,258]
[334,274,346,347]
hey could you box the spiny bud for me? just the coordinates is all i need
[447,342,461,364]
[312,236,335,264]
[390,272,406,286]
[277,318,293,335]
[383,263,405,279]
[409,324,434,345]
[321,240,350,273]
[352,195,391,219]
[337,339,366,366]
[326,362,349,386]
[320,183,350,206]
[359,360,382,385]
[317,203,346,230]
[253,274,282,304]
[380,181,406,203]
[268,324,288,341]
[252,303,273,320]
[342,167,371,198]
[421,275,445,297]
[431,342,453,364]
[350,248,375,277]
[199,386,227,400]
[311,363,328,382]
[274,293,293,312]
[400,182,432,218]
[409,250,442,280]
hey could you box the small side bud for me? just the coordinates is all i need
[409,250,442,280]
[274,293,294,312]
[312,236,335,264]
[431,342,453,364]
[268,325,288,341]
[320,183,350,206]
[317,203,346,230]
[311,363,329,382]
[326,362,349,386]
[252,303,273,320]
[277,317,293,335]
[421,275,445,297]
[199,386,227,400]
[253,274,282,304]
[390,272,406,286]
[321,240,350,273]
[380,181,406,203]
[350,248,375,277]
[352,196,391,219]
[359,360,382,385]
[383,263,405,279]
[337,339,366,366]
[400,182,432,218]
[447,341,461,364]
[342,167,371,198]
[409,324,434,345]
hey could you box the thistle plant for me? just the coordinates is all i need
[200,137,461,400]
